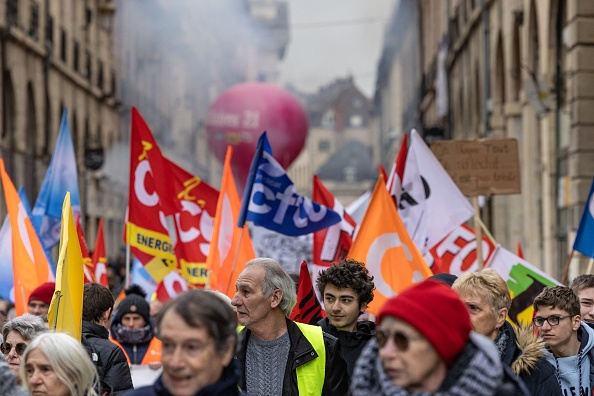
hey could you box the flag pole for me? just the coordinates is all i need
[125,225,131,288]
[561,249,575,285]
[473,196,484,268]
[225,227,245,296]
[477,217,496,245]
[52,291,62,331]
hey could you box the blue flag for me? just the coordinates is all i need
[574,177,594,258]
[31,109,81,250]
[237,132,341,236]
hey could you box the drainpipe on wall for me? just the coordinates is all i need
[479,0,491,138]
[44,0,51,156]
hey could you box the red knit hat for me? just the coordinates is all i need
[377,279,472,367]
[28,282,56,305]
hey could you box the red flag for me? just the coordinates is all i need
[290,261,325,325]
[155,271,189,304]
[517,242,524,259]
[127,108,219,287]
[75,215,95,284]
[387,133,408,197]
[429,224,496,275]
[312,175,356,292]
[378,164,388,186]
[91,219,108,287]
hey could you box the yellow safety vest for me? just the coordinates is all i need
[238,323,326,396]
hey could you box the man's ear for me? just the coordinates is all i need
[359,301,368,314]
[270,289,283,309]
[101,307,112,322]
[573,314,582,331]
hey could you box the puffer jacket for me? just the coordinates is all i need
[497,321,561,396]
[82,321,134,395]
[317,317,375,377]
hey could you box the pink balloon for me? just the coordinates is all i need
[206,83,308,190]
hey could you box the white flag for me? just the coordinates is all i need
[396,130,474,252]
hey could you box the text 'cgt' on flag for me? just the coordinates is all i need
[238,132,341,236]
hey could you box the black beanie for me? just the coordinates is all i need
[116,285,150,325]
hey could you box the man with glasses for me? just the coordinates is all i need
[533,286,594,396]
[571,275,594,323]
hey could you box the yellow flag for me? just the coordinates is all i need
[348,174,433,315]
[47,192,84,340]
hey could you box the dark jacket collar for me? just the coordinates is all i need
[82,320,109,340]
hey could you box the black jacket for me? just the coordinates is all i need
[236,318,349,395]
[498,321,561,396]
[82,321,134,395]
[317,317,375,377]
[122,360,247,396]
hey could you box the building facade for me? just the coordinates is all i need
[288,76,378,205]
[0,0,119,254]
[377,0,594,279]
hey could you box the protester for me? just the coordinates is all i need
[110,285,162,367]
[124,289,247,396]
[533,286,594,395]
[149,300,163,324]
[0,298,13,340]
[82,282,133,395]
[453,269,560,395]
[232,257,349,395]
[570,274,594,323]
[28,282,55,316]
[315,258,375,376]
[20,332,99,396]
[351,279,528,396]
[1,314,46,382]
[0,354,27,396]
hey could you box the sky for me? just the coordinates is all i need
[277,0,398,98]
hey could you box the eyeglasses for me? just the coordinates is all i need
[533,314,573,327]
[376,328,423,351]
[1,342,27,356]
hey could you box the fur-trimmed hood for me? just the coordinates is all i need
[508,322,546,375]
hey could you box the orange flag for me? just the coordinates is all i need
[348,174,433,315]
[92,219,108,287]
[206,146,255,300]
[0,159,52,315]
[75,215,95,284]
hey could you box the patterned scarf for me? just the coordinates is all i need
[351,337,503,396]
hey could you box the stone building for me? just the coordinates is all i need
[288,76,378,205]
[0,0,119,253]
[377,0,594,279]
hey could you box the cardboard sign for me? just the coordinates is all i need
[430,138,521,196]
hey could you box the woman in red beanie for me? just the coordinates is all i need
[350,279,528,396]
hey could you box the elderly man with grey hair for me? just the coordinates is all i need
[231,257,349,396]
[1,314,46,382]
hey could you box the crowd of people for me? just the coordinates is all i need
[2,258,594,395]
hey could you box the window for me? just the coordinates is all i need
[85,51,92,81]
[318,139,330,152]
[46,15,53,46]
[7,0,18,27]
[321,110,335,128]
[29,0,39,39]
[73,41,79,72]
[110,70,116,96]
[60,28,67,62]
[97,61,104,89]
